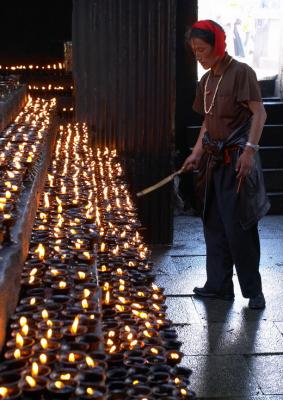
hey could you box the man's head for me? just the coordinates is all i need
[186,20,226,70]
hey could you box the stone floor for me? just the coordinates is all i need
[151,215,283,400]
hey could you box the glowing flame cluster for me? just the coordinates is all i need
[1,123,193,399]
[0,97,56,237]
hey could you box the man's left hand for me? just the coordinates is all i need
[236,147,255,179]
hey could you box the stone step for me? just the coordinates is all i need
[260,146,283,169]
[267,192,283,214]
[264,102,283,124]
[263,169,283,192]
[260,125,283,146]
[263,97,281,102]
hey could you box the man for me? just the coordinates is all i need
[182,20,270,309]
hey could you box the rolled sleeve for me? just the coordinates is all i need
[236,66,262,103]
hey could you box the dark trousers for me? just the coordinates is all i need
[203,162,262,298]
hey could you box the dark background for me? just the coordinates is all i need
[0,0,72,63]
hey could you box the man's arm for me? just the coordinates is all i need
[182,121,206,172]
[236,101,267,178]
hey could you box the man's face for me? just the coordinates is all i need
[190,37,219,70]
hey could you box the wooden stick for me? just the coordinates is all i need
[236,176,243,193]
[136,168,183,197]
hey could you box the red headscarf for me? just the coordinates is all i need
[191,20,226,58]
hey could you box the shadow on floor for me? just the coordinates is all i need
[151,215,283,399]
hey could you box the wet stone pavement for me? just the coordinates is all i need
[151,215,283,400]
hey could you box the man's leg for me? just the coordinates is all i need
[202,188,235,297]
[214,164,263,300]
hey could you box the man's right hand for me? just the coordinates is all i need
[181,153,201,172]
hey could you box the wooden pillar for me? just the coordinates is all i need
[72,0,176,244]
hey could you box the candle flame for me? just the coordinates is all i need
[47,329,53,339]
[109,345,117,354]
[35,243,45,260]
[70,316,79,334]
[0,387,8,397]
[100,242,106,252]
[151,347,159,354]
[130,340,138,349]
[83,288,91,298]
[44,192,50,208]
[118,296,126,304]
[41,309,49,319]
[30,297,36,305]
[30,268,38,276]
[39,354,47,364]
[105,291,110,304]
[131,303,143,309]
[78,271,86,279]
[170,352,180,359]
[19,316,27,327]
[25,376,36,388]
[82,251,91,260]
[68,353,76,362]
[81,299,89,309]
[85,356,95,367]
[16,333,24,347]
[60,373,71,381]
[14,349,21,359]
[180,388,187,395]
[22,324,29,336]
[59,281,67,289]
[31,362,39,377]
[86,387,95,395]
[40,338,48,349]
[55,381,65,389]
